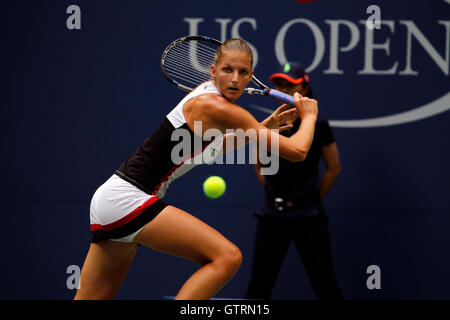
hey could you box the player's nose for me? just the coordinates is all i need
[231,70,239,82]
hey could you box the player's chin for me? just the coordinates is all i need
[224,88,243,101]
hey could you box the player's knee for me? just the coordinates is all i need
[217,243,242,275]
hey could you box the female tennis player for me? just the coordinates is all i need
[74,38,318,300]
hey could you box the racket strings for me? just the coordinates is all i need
[164,65,206,87]
[164,40,218,89]
[189,41,217,56]
[166,47,214,66]
[164,60,210,87]
[166,42,215,74]
[165,53,212,78]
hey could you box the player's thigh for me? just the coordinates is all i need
[133,205,241,265]
[75,241,138,299]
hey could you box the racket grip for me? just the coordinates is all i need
[266,89,294,106]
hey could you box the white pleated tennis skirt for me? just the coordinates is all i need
[89,174,167,243]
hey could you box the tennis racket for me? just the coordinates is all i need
[160,35,294,106]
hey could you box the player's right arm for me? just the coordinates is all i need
[254,155,266,187]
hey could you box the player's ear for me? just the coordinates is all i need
[246,69,254,84]
[210,64,216,81]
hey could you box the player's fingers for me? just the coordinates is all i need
[280,108,297,115]
[275,104,289,116]
[294,92,303,100]
[277,124,293,132]
[278,108,297,119]
[277,104,289,110]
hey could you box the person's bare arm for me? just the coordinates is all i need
[195,92,318,162]
[221,104,296,154]
[254,156,266,187]
[319,142,341,199]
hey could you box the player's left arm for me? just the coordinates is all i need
[319,142,341,199]
[221,104,296,154]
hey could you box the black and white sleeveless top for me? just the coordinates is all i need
[115,81,224,198]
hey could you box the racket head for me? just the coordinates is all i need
[161,35,270,94]
[161,36,222,92]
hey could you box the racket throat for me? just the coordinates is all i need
[245,87,269,95]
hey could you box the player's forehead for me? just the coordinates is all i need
[217,49,252,68]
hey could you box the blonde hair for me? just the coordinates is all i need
[214,38,253,67]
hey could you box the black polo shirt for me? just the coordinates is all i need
[257,116,335,220]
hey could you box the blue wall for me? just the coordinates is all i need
[1,0,449,299]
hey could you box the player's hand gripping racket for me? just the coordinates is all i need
[160,35,295,106]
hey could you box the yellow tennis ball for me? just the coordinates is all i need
[203,176,226,199]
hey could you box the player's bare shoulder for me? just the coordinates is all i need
[187,94,232,118]
[197,93,231,110]
[183,93,232,131]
